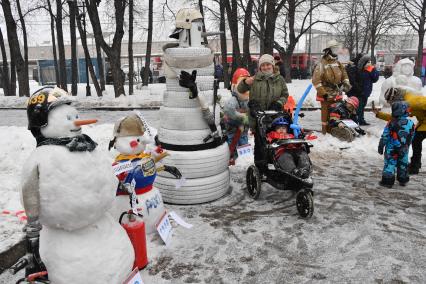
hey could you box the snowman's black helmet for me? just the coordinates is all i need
[27,86,73,133]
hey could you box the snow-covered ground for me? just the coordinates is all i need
[0,108,425,283]
[0,78,394,110]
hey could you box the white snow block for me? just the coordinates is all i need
[21,146,117,231]
[157,127,222,146]
[157,142,230,179]
[163,90,214,108]
[40,213,134,284]
[155,169,230,205]
[159,105,220,131]
[110,187,166,234]
[166,76,215,92]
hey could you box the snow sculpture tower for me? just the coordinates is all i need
[155,8,230,204]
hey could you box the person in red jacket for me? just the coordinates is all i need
[267,116,311,178]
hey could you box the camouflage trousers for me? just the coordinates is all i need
[382,147,409,183]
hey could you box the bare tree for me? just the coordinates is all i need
[223,0,243,71]
[85,0,127,97]
[16,0,30,91]
[46,0,60,86]
[55,0,68,90]
[402,0,426,76]
[76,11,102,97]
[1,0,29,96]
[219,0,230,87]
[0,27,11,96]
[68,0,78,95]
[142,0,153,86]
[128,0,134,94]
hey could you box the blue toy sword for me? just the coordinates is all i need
[290,84,313,138]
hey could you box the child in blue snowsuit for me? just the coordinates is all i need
[378,101,415,188]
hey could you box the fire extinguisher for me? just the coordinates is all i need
[119,211,148,269]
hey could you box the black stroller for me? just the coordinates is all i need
[246,110,315,218]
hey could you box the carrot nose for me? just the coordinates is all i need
[129,140,138,148]
[74,119,98,126]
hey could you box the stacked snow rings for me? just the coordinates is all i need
[156,46,230,204]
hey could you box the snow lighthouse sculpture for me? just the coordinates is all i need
[155,8,230,204]
[21,87,134,284]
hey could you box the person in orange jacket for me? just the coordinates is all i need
[312,39,351,134]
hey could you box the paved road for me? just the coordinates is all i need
[0,109,161,128]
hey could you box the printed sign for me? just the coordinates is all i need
[156,212,173,246]
[123,267,145,284]
[169,211,193,229]
[113,161,134,175]
[341,119,359,128]
[237,144,253,157]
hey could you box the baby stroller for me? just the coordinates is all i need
[246,110,315,218]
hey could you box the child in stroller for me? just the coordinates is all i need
[246,110,314,218]
[267,116,312,180]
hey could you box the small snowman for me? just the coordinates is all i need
[21,87,134,284]
[110,114,182,233]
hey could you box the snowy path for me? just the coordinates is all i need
[1,111,425,283]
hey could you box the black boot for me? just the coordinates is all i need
[398,176,409,186]
[379,176,395,188]
[408,163,420,175]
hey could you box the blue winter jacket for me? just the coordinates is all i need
[361,68,379,97]
[379,101,415,152]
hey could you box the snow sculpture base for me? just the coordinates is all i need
[111,187,166,234]
[40,213,134,284]
[156,45,230,205]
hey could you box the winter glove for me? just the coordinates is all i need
[269,101,283,112]
[163,165,182,179]
[298,113,305,118]
[179,70,198,99]
[342,81,352,93]
[355,127,366,135]
[378,141,384,155]
[248,100,261,117]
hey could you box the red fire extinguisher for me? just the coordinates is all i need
[119,211,148,269]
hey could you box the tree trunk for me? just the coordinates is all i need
[242,0,254,69]
[76,15,102,97]
[47,0,59,86]
[16,0,29,93]
[95,40,105,91]
[69,1,78,95]
[56,0,67,90]
[263,0,277,54]
[370,0,377,64]
[85,0,126,97]
[128,0,134,94]
[0,27,11,96]
[198,0,208,44]
[1,0,28,97]
[143,0,153,86]
[220,0,230,88]
[224,0,242,73]
[415,2,426,77]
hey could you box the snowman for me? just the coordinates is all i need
[380,58,423,105]
[21,87,134,284]
[109,114,182,233]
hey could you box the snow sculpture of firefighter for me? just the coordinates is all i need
[20,87,134,284]
[155,8,230,204]
[380,58,423,105]
[109,114,181,233]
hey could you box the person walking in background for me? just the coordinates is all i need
[358,55,379,125]
[274,55,286,79]
[312,39,351,134]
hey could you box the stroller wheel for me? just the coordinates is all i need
[246,165,262,199]
[296,190,314,218]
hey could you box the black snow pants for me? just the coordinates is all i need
[410,131,426,169]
